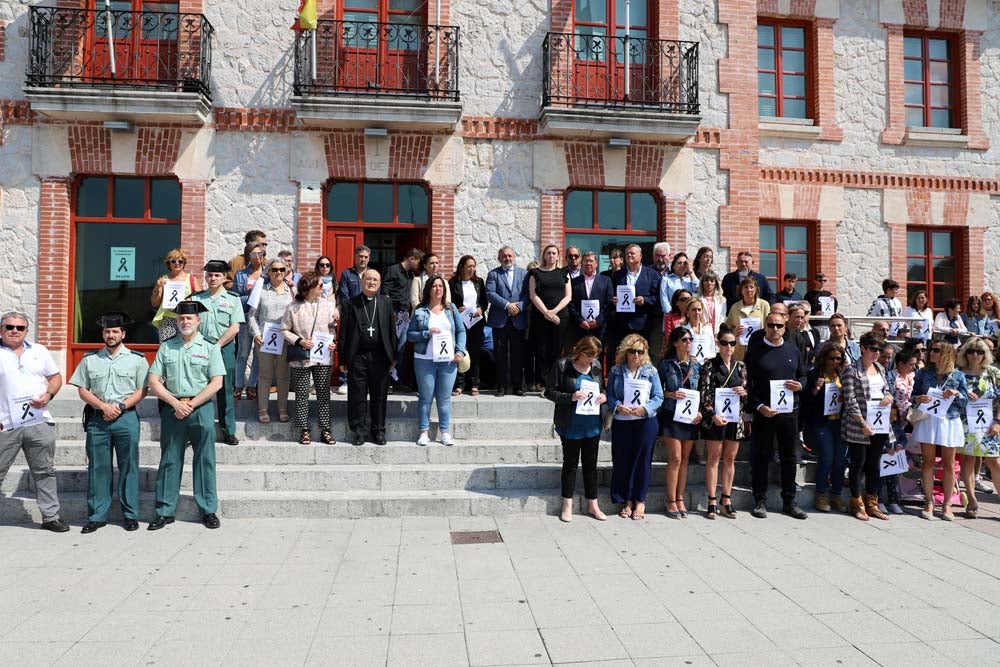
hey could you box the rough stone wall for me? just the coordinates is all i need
[0,3,27,101]
[686,148,728,267]
[0,126,39,323]
[837,189,887,313]
[680,0,728,129]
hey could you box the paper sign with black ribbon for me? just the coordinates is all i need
[620,377,651,421]
[161,281,187,311]
[7,394,45,429]
[770,380,794,414]
[714,388,739,422]
[575,379,601,416]
[432,332,454,362]
[966,398,992,436]
[260,322,284,355]
[581,299,600,322]
[310,332,333,364]
[691,333,711,362]
[818,296,835,316]
[879,450,908,477]
[616,285,636,313]
[823,382,840,416]
[739,318,761,346]
[672,388,700,424]
[919,388,954,419]
[866,400,891,434]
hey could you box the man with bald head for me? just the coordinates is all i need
[339,269,398,446]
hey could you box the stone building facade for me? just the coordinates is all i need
[0,0,998,373]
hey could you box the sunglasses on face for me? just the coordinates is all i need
[250,252,266,258]
[4,325,26,332]
[167,259,185,265]
[930,347,943,353]
[270,268,286,273]
[568,254,580,259]
[718,340,737,347]
[766,322,785,329]
[627,349,645,355]
[318,263,332,268]
[829,356,844,361]
[865,346,883,353]
[968,349,986,355]
[818,279,828,283]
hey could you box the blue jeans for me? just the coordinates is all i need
[414,357,458,431]
[808,422,847,495]
[235,322,259,390]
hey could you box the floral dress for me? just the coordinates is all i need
[964,366,1000,458]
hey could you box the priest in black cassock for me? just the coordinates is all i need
[338,269,398,446]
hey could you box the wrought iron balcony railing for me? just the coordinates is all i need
[542,32,698,114]
[26,6,213,98]
[294,19,459,100]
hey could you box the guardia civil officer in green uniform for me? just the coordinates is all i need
[191,260,243,446]
[147,300,226,530]
[68,312,148,533]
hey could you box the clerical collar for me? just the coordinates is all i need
[364,295,375,301]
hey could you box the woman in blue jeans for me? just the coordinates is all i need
[802,342,847,513]
[407,276,467,446]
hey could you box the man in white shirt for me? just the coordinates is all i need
[0,311,67,532]
[867,279,903,317]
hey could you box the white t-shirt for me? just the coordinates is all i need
[414,310,453,360]
[0,341,59,429]
[461,281,478,314]
[868,372,885,401]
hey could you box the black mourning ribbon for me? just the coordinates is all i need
[778,390,788,405]
[583,392,594,406]
[21,403,33,420]
[722,397,732,414]
[622,293,630,306]
[118,257,128,272]
[976,409,987,425]
[439,339,448,355]
[314,341,324,357]
[631,389,641,405]
[586,307,595,319]
[882,457,898,469]
[267,332,278,347]
[682,399,692,415]
[829,392,839,408]
[168,289,179,304]
[872,410,884,426]
[928,399,941,413]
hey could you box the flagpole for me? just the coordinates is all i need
[312,28,317,82]
[104,0,117,77]
[624,0,630,99]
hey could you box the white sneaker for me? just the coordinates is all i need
[337,384,348,395]
[975,478,994,493]
[416,432,430,446]
[888,503,904,514]
[441,432,454,447]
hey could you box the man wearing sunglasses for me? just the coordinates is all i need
[745,313,808,520]
[564,246,582,280]
[0,312,67,532]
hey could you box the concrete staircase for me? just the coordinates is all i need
[0,395,817,521]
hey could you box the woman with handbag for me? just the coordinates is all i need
[957,337,1000,518]
[698,324,746,519]
[543,336,607,522]
[911,341,968,520]
[281,272,338,445]
[406,276,467,446]
[658,327,702,519]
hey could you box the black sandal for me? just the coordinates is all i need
[720,493,737,518]
[706,496,718,520]
[299,429,311,445]
[320,430,336,445]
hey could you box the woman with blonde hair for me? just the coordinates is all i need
[150,248,202,341]
[528,244,571,388]
[724,277,770,361]
[956,336,1000,518]
[680,297,716,362]
[607,334,663,520]
[911,341,968,520]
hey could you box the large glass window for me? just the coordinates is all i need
[759,221,812,293]
[325,181,429,226]
[757,21,810,119]
[564,189,659,271]
[72,176,181,346]
[906,228,960,309]
[903,33,955,128]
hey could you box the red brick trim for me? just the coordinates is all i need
[940,0,966,28]
[324,131,366,179]
[564,143,604,188]
[660,195,687,257]
[760,166,1000,192]
[1,101,33,124]
[887,222,909,301]
[551,0,573,33]
[214,107,297,132]
[180,180,207,271]
[540,192,565,249]
[68,125,112,174]
[0,21,7,63]
[37,178,72,352]
[812,19,842,141]
[962,226,985,296]
[902,0,929,26]
[388,134,433,180]
[905,189,932,226]
[295,194,324,276]
[815,219,839,296]
[625,145,666,189]
[430,185,457,275]
[958,30,989,149]
[689,128,723,148]
[460,116,538,140]
[177,0,204,12]
[135,128,182,175]
[881,24,907,145]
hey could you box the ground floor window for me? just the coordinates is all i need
[564,189,658,271]
[759,220,812,293]
[906,227,960,309]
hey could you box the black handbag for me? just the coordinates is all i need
[287,302,320,363]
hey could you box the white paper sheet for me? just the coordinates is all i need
[739,318,761,346]
[823,382,841,416]
[161,281,187,310]
[866,400,891,434]
[714,388,740,422]
[432,332,454,362]
[260,322,284,355]
[672,388,700,424]
[310,332,333,364]
[770,380,793,414]
[575,379,601,416]
[616,285,636,313]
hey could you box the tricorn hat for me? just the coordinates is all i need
[203,260,231,273]
[174,300,209,316]
[95,311,133,329]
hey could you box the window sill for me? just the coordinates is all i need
[758,118,823,140]
[904,127,970,148]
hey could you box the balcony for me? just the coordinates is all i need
[291,19,461,130]
[540,32,700,140]
[24,6,213,123]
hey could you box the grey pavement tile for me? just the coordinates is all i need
[509,555,573,578]
[528,598,607,629]
[680,617,779,655]
[519,575,592,603]
[390,603,464,635]
[889,607,989,641]
[256,581,332,610]
[450,517,500,532]
[186,583,266,611]
[538,624,629,663]
[779,584,869,615]
[725,589,805,617]
[159,609,251,643]
[458,575,527,603]
[0,641,72,664]
[393,577,461,606]
[80,611,178,643]
[4,611,105,643]
[855,641,959,667]
[316,604,391,637]
[328,578,397,607]
[817,610,918,646]
[927,638,1000,664]
[387,632,469,667]
[402,517,451,532]
[752,613,849,650]
[611,621,702,658]
[208,561,283,586]
[306,635,390,667]
[221,638,312,667]
[462,600,537,631]
[633,657,714,667]
[238,607,322,641]
[662,591,740,622]
[939,601,1000,639]
[140,638,237,666]
[465,629,549,666]
[146,561,226,586]
[115,583,202,613]
[787,646,880,666]
[52,640,152,667]
[710,650,800,666]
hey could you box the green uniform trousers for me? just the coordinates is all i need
[86,410,140,522]
[216,341,237,438]
[155,402,218,517]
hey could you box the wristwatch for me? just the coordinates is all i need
[117,402,127,412]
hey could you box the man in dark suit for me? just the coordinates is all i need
[722,251,774,310]
[338,269,398,446]
[566,250,613,352]
[485,245,528,396]
[606,243,661,361]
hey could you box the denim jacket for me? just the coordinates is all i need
[656,357,701,417]
[912,368,968,420]
[233,267,262,314]
[607,363,664,419]
[405,304,467,357]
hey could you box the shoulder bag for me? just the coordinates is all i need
[287,302,319,363]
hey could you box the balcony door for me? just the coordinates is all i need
[338,0,427,94]
[573,0,650,102]
[89,0,179,84]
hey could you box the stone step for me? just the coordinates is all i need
[45,394,555,420]
[0,483,823,522]
[3,459,814,494]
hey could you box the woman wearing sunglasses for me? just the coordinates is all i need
[248,259,294,423]
[956,337,1000,518]
[840,332,895,521]
[607,334,663,520]
[698,324,746,518]
[233,242,266,402]
[151,248,202,341]
[314,256,338,303]
[911,341,968,520]
[659,327,702,519]
[802,342,848,513]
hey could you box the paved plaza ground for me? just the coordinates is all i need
[1,498,999,667]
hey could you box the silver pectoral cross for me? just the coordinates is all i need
[367,325,375,336]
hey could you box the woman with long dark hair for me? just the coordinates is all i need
[448,255,487,396]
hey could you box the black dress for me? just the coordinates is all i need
[530,268,570,386]
[698,356,746,441]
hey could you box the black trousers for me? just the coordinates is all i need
[530,315,567,389]
[456,322,484,389]
[848,435,888,497]
[347,349,392,438]
[561,435,600,499]
[751,412,800,503]
[494,322,525,391]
